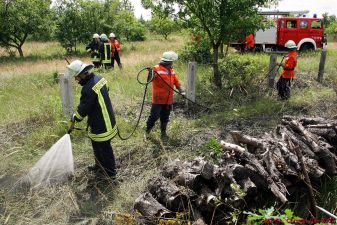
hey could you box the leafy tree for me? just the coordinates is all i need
[323,12,337,28]
[150,15,176,40]
[326,21,337,40]
[0,0,52,57]
[142,0,277,89]
[54,0,85,53]
[114,10,146,41]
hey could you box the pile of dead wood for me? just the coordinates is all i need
[134,116,337,224]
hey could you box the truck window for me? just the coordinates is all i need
[311,20,322,29]
[286,20,297,28]
[300,20,308,29]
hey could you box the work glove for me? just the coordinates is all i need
[178,88,186,97]
[68,114,76,134]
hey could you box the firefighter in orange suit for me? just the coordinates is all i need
[145,51,185,139]
[245,34,255,51]
[109,33,122,69]
[276,40,298,100]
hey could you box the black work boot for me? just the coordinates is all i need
[144,127,151,140]
[87,164,100,172]
[160,123,169,140]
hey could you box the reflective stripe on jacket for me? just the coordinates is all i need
[74,75,117,142]
[281,51,298,79]
[99,41,112,64]
[152,64,181,105]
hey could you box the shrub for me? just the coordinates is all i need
[179,38,212,64]
[218,54,265,91]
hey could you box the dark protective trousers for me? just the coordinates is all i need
[91,140,116,176]
[111,51,122,69]
[146,104,172,133]
[276,77,292,100]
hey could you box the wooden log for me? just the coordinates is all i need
[134,192,175,220]
[282,116,326,125]
[192,218,207,225]
[237,177,257,196]
[161,159,188,178]
[282,127,326,178]
[288,120,337,175]
[286,138,318,217]
[174,170,203,191]
[147,176,188,212]
[190,157,215,180]
[221,140,288,203]
[230,131,265,149]
[194,186,216,213]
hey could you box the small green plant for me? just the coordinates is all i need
[245,207,300,225]
[198,138,222,162]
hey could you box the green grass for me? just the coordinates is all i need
[1,37,337,224]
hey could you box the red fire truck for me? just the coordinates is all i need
[232,11,327,52]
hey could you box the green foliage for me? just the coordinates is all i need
[326,21,337,41]
[149,15,177,40]
[0,0,52,56]
[179,38,212,64]
[218,54,265,91]
[246,207,299,225]
[198,138,222,162]
[142,0,277,88]
[323,13,337,28]
[114,10,146,41]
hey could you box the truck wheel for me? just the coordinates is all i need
[300,43,314,51]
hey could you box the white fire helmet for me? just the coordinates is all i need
[67,60,94,77]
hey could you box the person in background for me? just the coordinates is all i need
[276,40,299,100]
[86,33,101,68]
[108,33,122,69]
[145,51,185,140]
[244,34,255,51]
[99,33,112,69]
[67,60,117,178]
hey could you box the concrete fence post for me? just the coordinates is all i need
[186,62,197,109]
[59,73,74,118]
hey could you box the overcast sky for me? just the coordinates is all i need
[131,0,337,19]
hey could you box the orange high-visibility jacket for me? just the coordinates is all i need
[245,34,255,49]
[281,51,298,79]
[152,64,181,105]
[109,39,121,57]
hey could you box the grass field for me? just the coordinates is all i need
[1,35,337,224]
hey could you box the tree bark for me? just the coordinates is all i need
[134,192,174,221]
[212,44,222,89]
[147,176,188,212]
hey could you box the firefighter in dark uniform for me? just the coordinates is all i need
[145,51,185,139]
[67,60,117,177]
[276,40,299,100]
[99,33,112,69]
[86,33,101,68]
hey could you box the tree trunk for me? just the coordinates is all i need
[17,46,24,57]
[212,44,222,89]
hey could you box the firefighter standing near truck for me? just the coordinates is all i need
[276,40,298,100]
[67,60,117,178]
[244,34,255,51]
[145,51,185,140]
[86,33,101,68]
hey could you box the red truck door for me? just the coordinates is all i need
[277,18,299,47]
[309,19,324,48]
